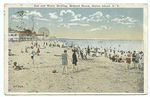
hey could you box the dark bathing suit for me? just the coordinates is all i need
[72,53,77,66]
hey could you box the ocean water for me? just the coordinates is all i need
[54,38,143,52]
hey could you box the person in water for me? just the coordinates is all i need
[72,49,78,72]
[61,49,68,74]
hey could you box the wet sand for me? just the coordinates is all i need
[8,41,144,93]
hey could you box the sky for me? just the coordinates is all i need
[9,8,143,40]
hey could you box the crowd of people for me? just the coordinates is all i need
[19,40,144,73]
[58,42,144,72]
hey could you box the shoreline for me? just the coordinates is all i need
[55,37,143,41]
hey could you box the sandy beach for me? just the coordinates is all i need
[8,40,144,93]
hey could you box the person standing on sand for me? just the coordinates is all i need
[126,51,132,69]
[87,46,90,56]
[35,41,38,48]
[61,50,68,74]
[83,48,87,60]
[113,48,116,55]
[109,47,112,59]
[132,51,136,67]
[30,46,36,65]
[104,48,107,57]
[135,52,140,69]
[100,46,103,55]
[80,49,84,60]
[72,49,78,72]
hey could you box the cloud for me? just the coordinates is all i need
[23,16,28,19]
[111,18,122,22]
[120,22,134,25]
[28,10,43,17]
[60,10,82,22]
[60,10,75,16]
[89,11,103,17]
[58,23,69,28]
[11,16,21,22]
[87,11,104,22]
[59,23,90,28]
[101,26,107,29]
[58,17,63,22]
[111,16,138,25]
[119,15,124,17]
[82,17,87,20]
[74,14,81,18]
[11,10,43,21]
[125,17,138,22]
[11,15,18,19]
[71,14,81,21]
[108,27,113,30]
[87,18,103,22]
[11,15,28,20]
[68,23,90,26]
[128,25,135,28]
[70,18,80,22]
[49,12,58,19]
[106,14,111,18]
[89,26,108,32]
[36,17,51,21]
[90,28,101,32]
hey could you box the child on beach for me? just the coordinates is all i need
[13,62,24,71]
[61,50,68,74]
[30,46,36,65]
[72,49,78,72]
[36,48,40,56]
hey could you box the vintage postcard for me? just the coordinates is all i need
[4,3,148,95]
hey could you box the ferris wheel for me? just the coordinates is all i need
[10,11,34,32]
[38,27,49,36]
